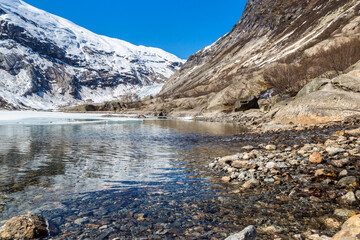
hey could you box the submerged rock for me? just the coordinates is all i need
[225,225,256,240]
[337,176,358,188]
[309,152,323,164]
[340,192,357,205]
[0,214,48,240]
[326,147,346,156]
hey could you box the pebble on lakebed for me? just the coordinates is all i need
[210,127,360,238]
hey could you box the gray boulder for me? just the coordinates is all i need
[272,70,360,124]
[225,225,256,240]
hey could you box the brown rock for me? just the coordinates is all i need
[315,169,337,178]
[331,214,360,240]
[322,218,342,229]
[265,145,277,151]
[309,152,323,164]
[222,176,231,182]
[219,155,235,165]
[0,214,48,240]
[231,160,255,169]
[242,181,255,189]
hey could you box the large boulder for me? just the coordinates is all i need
[331,214,360,240]
[272,70,360,124]
[0,214,48,240]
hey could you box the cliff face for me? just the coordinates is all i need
[156,0,360,114]
[0,0,184,110]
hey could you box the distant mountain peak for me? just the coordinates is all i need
[0,0,184,110]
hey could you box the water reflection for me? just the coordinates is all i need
[144,119,246,136]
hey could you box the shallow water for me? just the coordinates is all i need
[0,116,246,239]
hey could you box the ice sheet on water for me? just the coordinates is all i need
[0,111,142,125]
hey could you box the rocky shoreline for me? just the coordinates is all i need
[0,114,360,239]
[207,117,360,239]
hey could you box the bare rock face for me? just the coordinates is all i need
[272,69,360,124]
[0,214,48,239]
[331,214,360,240]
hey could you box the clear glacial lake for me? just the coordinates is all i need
[0,112,248,239]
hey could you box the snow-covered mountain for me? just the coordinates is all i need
[0,0,184,110]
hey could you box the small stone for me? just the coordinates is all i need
[309,152,323,164]
[289,160,300,165]
[264,178,275,183]
[322,217,342,229]
[334,209,358,218]
[243,153,251,160]
[265,145,277,151]
[261,225,284,234]
[225,225,256,240]
[303,232,331,240]
[321,179,333,185]
[339,170,348,177]
[242,178,259,189]
[222,176,231,182]
[315,169,336,178]
[231,160,255,169]
[219,155,235,165]
[337,176,358,188]
[209,162,216,168]
[293,234,302,240]
[265,162,276,169]
[230,172,239,179]
[0,215,48,240]
[326,146,346,156]
[297,150,306,155]
[356,190,360,200]
[275,162,288,169]
[74,217,88,225]
[340,191,357,205]
[242,181,254,190]
[324,139,337,147]
[242,145,255,150]
[331,159,349,168]
[310,196,321,202]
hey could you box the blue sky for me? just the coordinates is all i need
[24,0,247,59]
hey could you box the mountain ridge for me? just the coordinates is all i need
[0,0,184,110]
[150,0,360,117]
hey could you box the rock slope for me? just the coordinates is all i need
[0,0,184,110]
[153,0,360,116]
